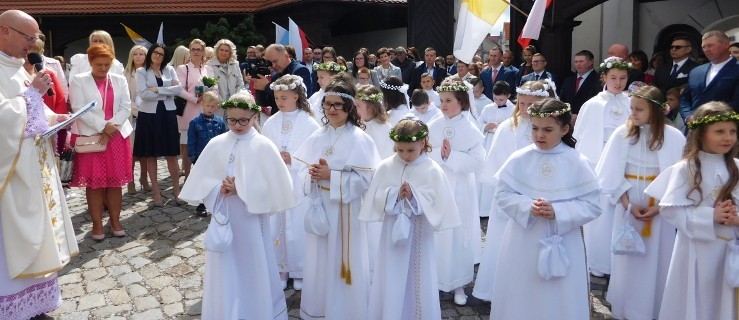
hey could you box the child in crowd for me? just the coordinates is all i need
[356,85,393,159]
[472,80,555,300]
[187,91,228,216]
[645,102,739,320]
[427,76,485,306]
[380,76,411,126]
[309,61,347,121]
[262,74,320,291]
[491,98,599,319]
[471,77,492,118]
[597,86,685,320]
[665,85,686,132]
[420,72,440,107]
[410,89,441,124]
[179,91,297,320]
[574,56,632,277]
[295,73,381,320]
[360,115,461,320]
[356,67,372,88]
[476,80,515,218]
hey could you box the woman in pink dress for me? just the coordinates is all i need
[69,44,133,241]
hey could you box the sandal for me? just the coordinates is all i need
[126,182,137,194]
[140,177,152,192]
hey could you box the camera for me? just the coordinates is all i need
[241,58,272,78]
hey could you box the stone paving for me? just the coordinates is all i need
[48,160,613,319]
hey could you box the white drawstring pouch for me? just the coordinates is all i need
[204,193,233,253]
[612,204,646,256]
[538,220,570,280]
[304,181,330,236]
[724,228,739,287]
[391,199,413,246]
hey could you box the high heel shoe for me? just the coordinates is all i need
[106,222,126,238]
[91,233,105,242]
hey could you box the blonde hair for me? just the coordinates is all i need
[512,80,553,128]
[89,30,115,53]
[204,46,214,62]
[201,91,221,105]
[356,85,388,123]
[271,74,313,116]
[125,45,147,76]
[214,39,237,63]
[168,45,190,68]
[226,91,260,131]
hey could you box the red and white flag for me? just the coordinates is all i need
[517,0,552,48]
[289,18,310,61]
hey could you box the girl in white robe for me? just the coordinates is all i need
[263,75,321,291]
[427,76,485,305]
[410,89,442,124]
[645,102,739,320]
[476,80,514,218]
[359,116,461,320]
[294,74,381,320]
[380,76,411,127]
[179,92,297,320]
[309,62,347,121]
[354,84,392,280]
[574,57,632,277]
[472,80,554,301]
[597,86,685,320]
[491,98,600,320]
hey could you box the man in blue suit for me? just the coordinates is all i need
[253,44,313,115]
[519,53,555,85]
[480,47,516,99]
[680,30,739,121]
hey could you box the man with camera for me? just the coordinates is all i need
[252,44,313,116]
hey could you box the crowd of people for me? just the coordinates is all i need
[2,6,739,320]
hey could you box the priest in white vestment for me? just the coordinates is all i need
[0,10,79,320]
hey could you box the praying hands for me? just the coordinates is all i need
[221,176,237,196]
[531,198,555,220]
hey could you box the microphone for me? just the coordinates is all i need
[27,52,54,96]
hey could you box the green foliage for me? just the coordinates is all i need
[174,15,266,59]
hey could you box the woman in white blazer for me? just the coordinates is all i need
[133,44,183,207]
[69,44,132,241]
[371,48,403,86]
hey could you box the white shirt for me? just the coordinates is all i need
[706,56,732,85]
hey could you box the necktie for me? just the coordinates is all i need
[535,74,540,80]
[575,76,583,92]
[492,68,498,81]
[670,64,678,77]
[498,104,506,108]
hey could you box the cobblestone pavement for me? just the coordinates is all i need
[49,160,613,319]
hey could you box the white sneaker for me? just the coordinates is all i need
[280,279,288,290]
[293,279,303,291]
[454,293,468,306]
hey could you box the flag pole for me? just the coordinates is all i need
[501,0,528,18]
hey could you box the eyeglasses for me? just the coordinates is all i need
[225,115,256,126]
[190,47,203,52]
[5,26,39,43]
[322,102,344,111]
[152,51,165,57]
[670,45,689,50]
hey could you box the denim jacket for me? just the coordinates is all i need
[187,113,228,162]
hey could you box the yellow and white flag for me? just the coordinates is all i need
[453,0,508,64]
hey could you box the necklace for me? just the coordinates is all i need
[323,125,346,157]
[280,113,294,151]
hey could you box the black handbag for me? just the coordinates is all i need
[175,65,189,116]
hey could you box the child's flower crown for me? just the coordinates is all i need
[313,62,346,73]
[356,92,383,103]
[379,81,405,92]
[201,76,217,88]
[687,112,739,130]
[220,100,261,113]
[629,92,669,113]
[389,115,429,142]
[598,56,632,72]
[436,84,468,92]
[527,103,572,118]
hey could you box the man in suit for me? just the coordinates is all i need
[480,47,516,99]
[253,44,313,115]
[408,47,447,95]
[680,30,739,121]
[608,43,645,87]
[653,36,697,94]
[559,50,601,119]
[519,53,555,85]
[502,49,519,74]
[446,54,457,75]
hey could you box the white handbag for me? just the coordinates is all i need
[724,228,739,287]
[304,181,330,236]
[204,193,233,252]
[538,220,570,280]
[391,199,413,246]
[612,204,646,256]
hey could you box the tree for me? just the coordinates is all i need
[174,15,266,60]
